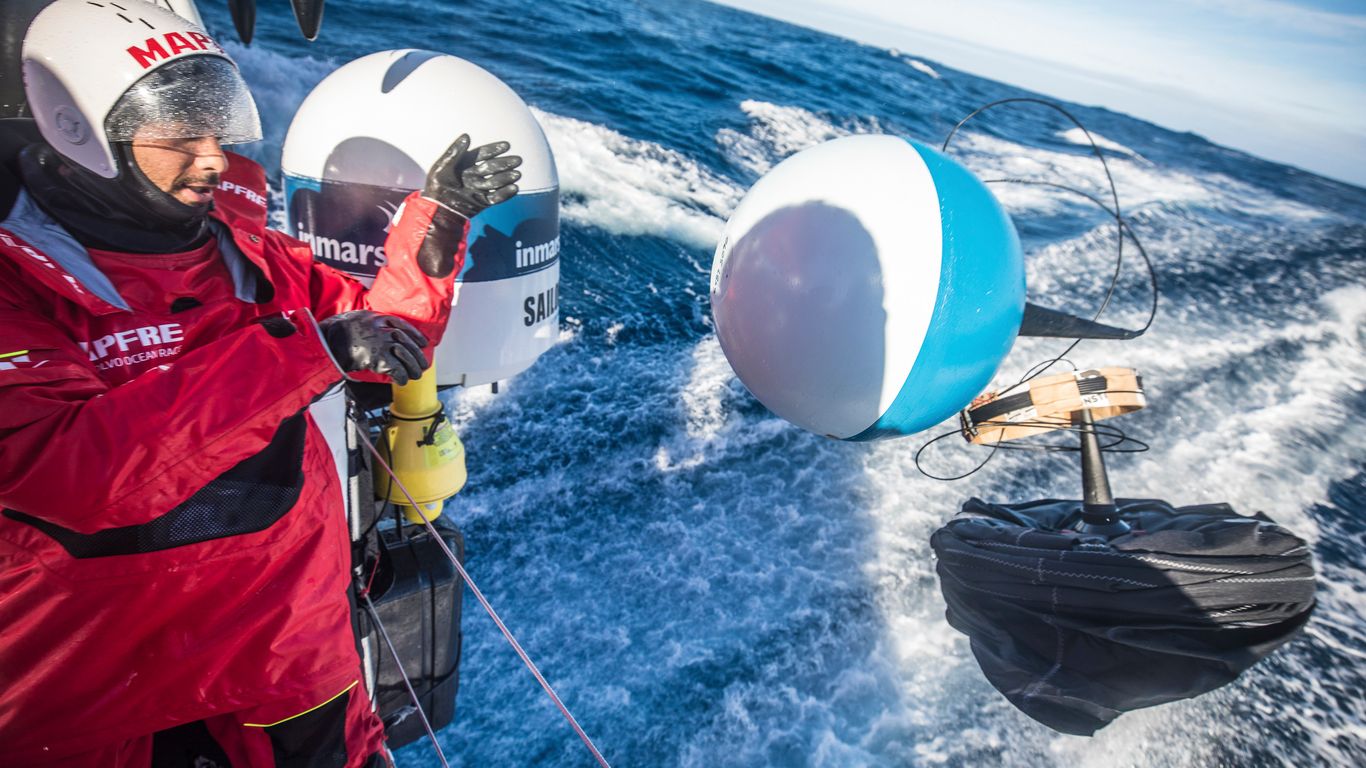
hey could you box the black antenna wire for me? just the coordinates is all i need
[915,98,1160,481]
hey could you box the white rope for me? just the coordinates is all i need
[360,435,613,768]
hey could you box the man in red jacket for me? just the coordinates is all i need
[0,1,520,765]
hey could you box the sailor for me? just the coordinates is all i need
[0,1,520,765]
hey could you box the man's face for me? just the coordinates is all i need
[129,135,229,207]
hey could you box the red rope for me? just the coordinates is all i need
[358,553,382,599]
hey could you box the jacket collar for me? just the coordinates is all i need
[0,186,276,314]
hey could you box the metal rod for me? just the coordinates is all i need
[1076,409,1130,536]
[358,434,613,768]
[1079,409,1113,507]
[362,594,449,768]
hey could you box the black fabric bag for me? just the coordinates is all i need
[930,497,1316,735]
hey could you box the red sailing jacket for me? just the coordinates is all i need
[0,153,465,761]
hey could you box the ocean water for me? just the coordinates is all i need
[197,1,1366,765]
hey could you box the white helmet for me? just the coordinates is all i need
[22,0,261,179]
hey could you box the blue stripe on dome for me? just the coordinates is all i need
[850,139,1025,441]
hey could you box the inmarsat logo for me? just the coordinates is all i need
[463,209,558,283]
[286,182,405,277]
[296,227,388,269]
[515,236,560,271]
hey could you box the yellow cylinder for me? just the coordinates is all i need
[373,368,467,523]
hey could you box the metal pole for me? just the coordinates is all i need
[1075,408,1130,536]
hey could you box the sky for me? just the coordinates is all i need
[709,0,1366,188]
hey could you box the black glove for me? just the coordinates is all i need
[415,134,522,278]
[423,133,522,218]
[318,310,430,385]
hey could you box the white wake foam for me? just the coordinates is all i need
[530,108,740,250]
[715,99,884,176]
[1057,127,1144,160]
[951,130,1332,223]
[904,58,942,80]
[708,99,1336,231]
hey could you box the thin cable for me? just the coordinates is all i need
[914,360,1085,481]
[358,435,613,768]
[362,594,450,768]
[985,178,1159,339]
[986,420,1150,453]
[915,416,1149,479]
[936,188,1155,475]
[942,97,1142,388]
[942,96,1122,245]
[914,429,1004,481]
[916,98,1160,480]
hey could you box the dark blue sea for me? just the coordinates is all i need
[198,0,1366,765]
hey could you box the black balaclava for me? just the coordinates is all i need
[18,139,213,254]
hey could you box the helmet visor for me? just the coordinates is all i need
[105,55,262,145]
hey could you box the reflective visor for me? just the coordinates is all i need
[105,55,262,145]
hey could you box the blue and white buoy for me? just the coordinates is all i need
[710,134,1025,440]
